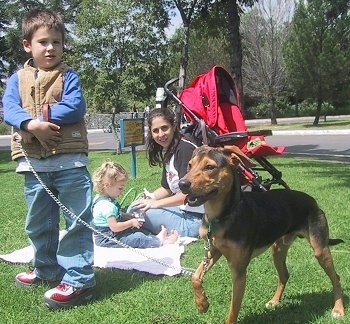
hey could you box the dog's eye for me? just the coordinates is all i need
[187,162,192,171]
[204,164,216,171]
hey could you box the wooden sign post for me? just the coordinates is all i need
[119,118,145,178]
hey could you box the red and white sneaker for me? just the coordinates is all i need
[44,283,95,309]
[15,269,58,288]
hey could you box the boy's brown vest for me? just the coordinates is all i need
[11,60,88,160]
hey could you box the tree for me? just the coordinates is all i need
[0,0,25,86]
[164,3,231,87]
[0,0,83,81]
[284,0,350,125]
[72,0,170,113]
[169,0,258,115]
[165,0,208,91]
[241,0,293,124]
[0,0,9,91]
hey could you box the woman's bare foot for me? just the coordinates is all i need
[156,225,168,243]
[163,229,179,245]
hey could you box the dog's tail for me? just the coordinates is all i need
[329,238,345,246]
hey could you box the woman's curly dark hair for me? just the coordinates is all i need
[146,108,182,167]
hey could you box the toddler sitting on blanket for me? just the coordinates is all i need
[91,160,178,248]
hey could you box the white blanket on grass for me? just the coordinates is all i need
[0,235,197,276]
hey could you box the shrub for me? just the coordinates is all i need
[296,100,335,117]
[0,122,11,135]
[249,98,336,119]
[250,97,295,118]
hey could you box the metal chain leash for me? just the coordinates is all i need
[14,135,194,276]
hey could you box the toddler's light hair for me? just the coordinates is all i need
[92,160,128,193]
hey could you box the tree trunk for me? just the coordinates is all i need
[175,23,190,128]
[111,106,121,154]
[176,3,192,128]
[224,0,245,116]
[313,99,322,126]
[269,95,278,125]
[178,23,190,92]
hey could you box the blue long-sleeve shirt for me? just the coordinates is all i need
[2,68,86,130]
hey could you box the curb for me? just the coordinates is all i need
[0,128,107,139]
[272,129,350,135]
[1,128,350,139]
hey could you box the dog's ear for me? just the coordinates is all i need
[192,145,211,157]
[221,145,256,168]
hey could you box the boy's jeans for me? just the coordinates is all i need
[23,167,95,288]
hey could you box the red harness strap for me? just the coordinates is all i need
[42,103,50,122]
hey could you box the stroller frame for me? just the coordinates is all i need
[163,66,289,191]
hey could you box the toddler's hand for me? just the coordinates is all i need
[131,218,143,229]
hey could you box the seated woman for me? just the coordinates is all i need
[129,108,204,238]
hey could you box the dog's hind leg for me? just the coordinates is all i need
[266,236,294,309]
[310,236,345,319]
[192,248,222,314]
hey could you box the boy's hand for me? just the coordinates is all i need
[24,119,62,151]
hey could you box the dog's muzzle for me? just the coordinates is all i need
[179,179,191,194]
[179,179,218,206]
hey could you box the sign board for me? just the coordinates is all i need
[119,118,145,148]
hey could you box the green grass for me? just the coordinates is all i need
[248,117,350,131]
[0,150,349,323]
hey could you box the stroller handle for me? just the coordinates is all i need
[164,77,182,105]
[213,130,273,145]
[164,77,201,123]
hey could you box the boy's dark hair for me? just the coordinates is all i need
[22,8,65,43]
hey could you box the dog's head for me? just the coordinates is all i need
[179,145,255,207]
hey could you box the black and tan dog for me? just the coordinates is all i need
[178,145,345,324]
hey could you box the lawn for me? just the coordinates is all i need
[247,117,350,131]
[0,149,349,324]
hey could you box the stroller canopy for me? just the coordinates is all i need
[179,65,246,135]
[179,65,284,156]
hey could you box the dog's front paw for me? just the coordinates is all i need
[265,300,279,309]
[192,277,209,313]
[331,308,345,319]
[331,311,344,319]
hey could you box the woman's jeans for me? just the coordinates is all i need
[128,206,202,237]
[23,167,95,288]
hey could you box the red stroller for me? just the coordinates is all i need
[164,65,289,191]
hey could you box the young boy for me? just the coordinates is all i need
[2,8,95,309]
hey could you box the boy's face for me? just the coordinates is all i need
[23,26,63,70]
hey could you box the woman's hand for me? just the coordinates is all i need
[131,191,187,212]
[131,198,155,212]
